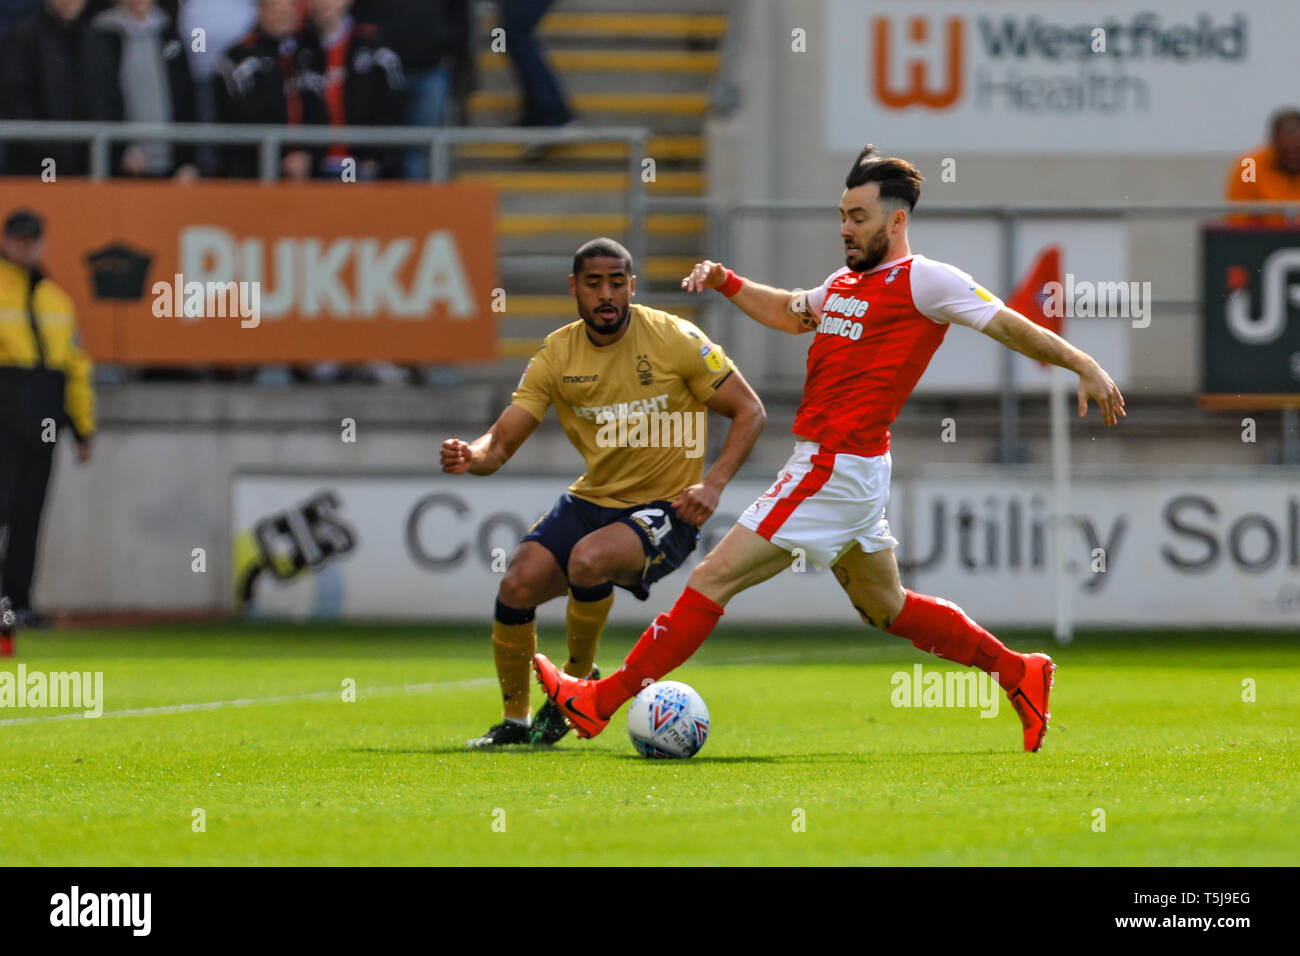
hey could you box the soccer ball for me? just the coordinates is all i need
[627,680,710,759]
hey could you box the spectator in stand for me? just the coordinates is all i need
[0,0,44,172]
[350,0,471,386]
[215,0,326,180]
[299,0,405,181]
[1225,107,1300,224]
[84,0,176,17]
[0,0,98,176]
[299,0,408,384]
[0,0,42,37]
[177,0,256,174]
[499,0,573,129]
[88,0,200,180]
[354,0,472,179]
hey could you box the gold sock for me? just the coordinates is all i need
[565,591,614,677]
[492,618,537,721]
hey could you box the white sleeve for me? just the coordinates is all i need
[909,257,1004,331]
[804,268,850,319]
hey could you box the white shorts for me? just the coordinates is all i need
[736,441,898,569]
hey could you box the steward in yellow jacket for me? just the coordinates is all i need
[0,208,95,629]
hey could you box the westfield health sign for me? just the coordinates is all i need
[824,0,1294,154]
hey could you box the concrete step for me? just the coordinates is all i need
[474,32,725,53]
[483,0,730,14]
[479,10,729,40]
[459,168,705,195]
[456,134,702,164]
[469,89,710,117]
[476,49,720,73]
[499,211,704,238]
[499,253,697,281]
[497,294,701,318]
[469,190,630,214]
[476,68,712,96]
[468,111,706,136]
[499,236,701,259]
[453,153,702,179]
[497,212,704,257]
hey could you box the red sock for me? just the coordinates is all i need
[885,590,1025,691]
[595,586,724,718]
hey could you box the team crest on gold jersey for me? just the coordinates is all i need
[699,343,725,372]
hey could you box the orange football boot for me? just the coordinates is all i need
[1007,652,1055,752]
[532,653,609,739]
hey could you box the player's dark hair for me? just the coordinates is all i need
[572,237,633,277]
[844,145,924,211]
[1269,107,1300,137]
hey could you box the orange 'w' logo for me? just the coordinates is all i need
[871,16,963,109]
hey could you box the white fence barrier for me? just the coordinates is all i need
[232,470,1300,628]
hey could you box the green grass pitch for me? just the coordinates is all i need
[1,623,1296,865]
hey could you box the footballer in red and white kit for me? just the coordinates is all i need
[533,145,1126,753]
[739,254,1004,567]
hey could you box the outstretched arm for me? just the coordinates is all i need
[440,404,541,475]
[680,260,817,335]
[982,308,1127,426]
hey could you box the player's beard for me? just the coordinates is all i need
[846,224,891,273]
[582,302,630,336]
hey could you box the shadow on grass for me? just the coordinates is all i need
[353,746,1002,761]
[349,745,587,757]
[613,752,898,764]
[351,745,839,762]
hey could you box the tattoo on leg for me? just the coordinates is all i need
[853,603,876,628]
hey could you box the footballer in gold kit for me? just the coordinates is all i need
[440,238,766,747]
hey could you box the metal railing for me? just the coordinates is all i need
[0,119,654,269]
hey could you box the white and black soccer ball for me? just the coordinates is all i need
[627,680,710,759]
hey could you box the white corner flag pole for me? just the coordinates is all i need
[1050,363,1074,645]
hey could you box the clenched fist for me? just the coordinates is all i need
[671,482,721,526]
[440,438,474,474]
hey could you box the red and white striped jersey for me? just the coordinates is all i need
[795,254,1004,456]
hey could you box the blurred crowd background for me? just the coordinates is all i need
[0,0,485,181]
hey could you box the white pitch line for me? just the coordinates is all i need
[0,644,902,728]
[0,676,498,727]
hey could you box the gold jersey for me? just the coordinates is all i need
[511,304,736,507]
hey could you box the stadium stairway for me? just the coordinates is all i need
[459,1,731,370]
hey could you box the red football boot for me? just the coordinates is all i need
[1007,652,1055,752]
[532,653,609,739]
[0,598,14,658]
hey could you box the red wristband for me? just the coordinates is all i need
[717,268,743,298]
